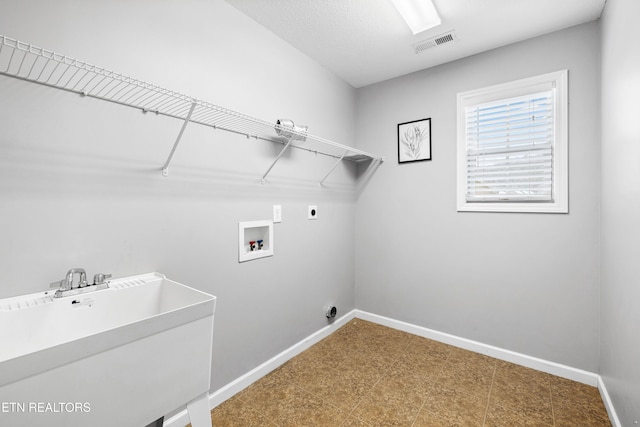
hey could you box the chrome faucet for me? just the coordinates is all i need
[50,268,111,298]
[66,268,88,289]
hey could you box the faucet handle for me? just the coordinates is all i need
[93,273,112,285]
[50,279,64,289]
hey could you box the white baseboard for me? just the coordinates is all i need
[354,310,599,386]
[163,309,357,427]
[165,309,620,427]
[356,311,620,427]
[598,376,622,427]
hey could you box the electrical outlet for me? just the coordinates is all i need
[308,205,318,220]
[273,205,282,223]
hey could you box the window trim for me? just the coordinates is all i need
[456,70,569,213]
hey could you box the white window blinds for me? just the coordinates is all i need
[464,91,555,202]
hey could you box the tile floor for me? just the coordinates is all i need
[202,319,611,426]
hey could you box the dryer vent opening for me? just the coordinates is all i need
[326,306,337,319]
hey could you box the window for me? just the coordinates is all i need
[457,70,568,213]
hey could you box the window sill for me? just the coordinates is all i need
[457,200,568,213]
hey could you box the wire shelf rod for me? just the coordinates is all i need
[164,100,193,117]
[43,59,62,82]
[146,94,178,112]
[69,69,91,91]
[132,85,163,105]
[117,85,147,105]
[319,150,348,186]
[132,89,165,109]
[101,79,129,99]
[60,66,81,87]
[162,102,197,176]
[91,78,117,97]
[94,74,125,97]
[53,63,73,86]
[148,91,190,112]
[37,57,55,80]
[261,139,293,184]
[25,54,40,78]
[44,57,64,82]
[16,50,29,75]
[0,43,9,72]
[111,82,139,101]
[0,35,384,172]
[79,72,104,94]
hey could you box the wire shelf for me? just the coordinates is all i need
[0,35,383,182]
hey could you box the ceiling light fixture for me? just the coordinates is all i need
[390,0,441,35]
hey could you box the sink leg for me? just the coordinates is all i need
[187,392,211,427]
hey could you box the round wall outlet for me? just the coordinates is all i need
[308,205,318,220]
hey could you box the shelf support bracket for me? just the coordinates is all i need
[261,139,293,184]
[161,102,197,176]
[319,150,348,186]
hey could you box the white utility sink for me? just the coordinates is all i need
[0,272,216,427]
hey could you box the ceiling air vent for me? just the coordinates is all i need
[413,31,456,54]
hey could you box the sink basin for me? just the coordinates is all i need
[0,272,216,427]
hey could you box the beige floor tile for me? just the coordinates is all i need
[278,396,343,427]
[551,376,611,426]
[340,415,373,426]
[413,410,483,426]
[553,401,612,426]
[242,380,343,426]
[489,392,554,424]
[278,355,330,392]
[379,370,431,407]
[446,347,497,369]
[493,360,551,393]
[234,376,281,407]
[551,375,603,403]
[419,382,489,426]
[405,335,454,360]
[488,362,554,425]
[351,398,421,427]
[437,352,496,397]
[390,348,448,382]
[207,394,274,427]
[337,351,388,384]
[299,338,352,370]
[350,374,424,426]
[297,364,372,412]
[204,319,612,427]
[484,401,554,426]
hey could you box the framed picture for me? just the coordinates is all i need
[398,118,432,163]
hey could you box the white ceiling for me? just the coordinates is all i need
[224,0,606,88]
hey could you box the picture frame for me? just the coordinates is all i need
[398,117,432,163]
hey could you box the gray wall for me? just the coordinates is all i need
[354,22,601,371]
[600,0,640,424]
[0,0,358,392]
[5,0,637,421]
